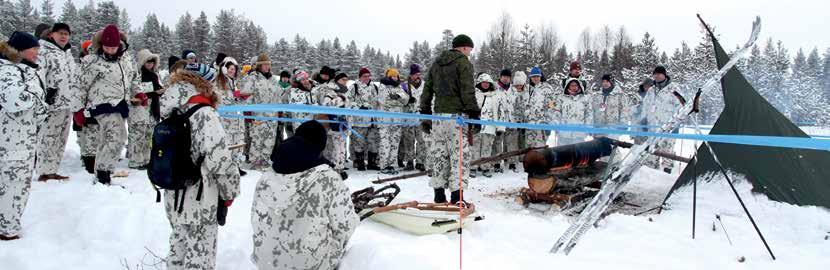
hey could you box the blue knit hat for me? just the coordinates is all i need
[529,67,543,78]
[185,63,216,82]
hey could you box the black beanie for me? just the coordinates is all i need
[334,72,348,82]
[653,66,667,76]
[167,56,181,70]
[214,53,227,66]
[601,74,613,82]
[500,69,512,78]
[294,120,327,153]
[452,34,474,48]
[280,70,291,79]
[34,23,51,38]
[51,23,71,34]
[7,31,40,52]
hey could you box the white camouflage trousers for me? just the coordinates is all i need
[78,123,100,157]
[645,138,676,171]
[428,119,470,192]
[0,159,33,236]
[35,109,71,175]
[398,126,417,164]
[473,133,496,170]
[526,129,549,148]
[166,223,218,270]
[349,127,379,160]
[250,121,279,165]
[93,113,127,172]
[378,125,401,169]
[325,131,347,171]
[127,123,153,168]
[503,129,523,165]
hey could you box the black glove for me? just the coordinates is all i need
[465,110,482,134]
[217,197,228,226]
[420,120,432,134]
[408,96,416,105]
[45,88,58,105]
[286,124,295,134]
[496,130,504,137]
[389,93,401,100]
[359,106,369,110]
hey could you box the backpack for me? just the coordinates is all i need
[148,103,210,213]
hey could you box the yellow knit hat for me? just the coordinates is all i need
[385,68,400,78]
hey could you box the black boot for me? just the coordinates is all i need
[508,163,518,173]
[354,152,366,171]
[238,168,247,177]
[434,188,447,203]
[494,163,503,173]
[398,159,405,168]
[450,190,468,205]
[339,171,349,180]
[96,170,111,185]
[82,156,96,174]
[415,163,426,172]
[404,161,415,171]
[367,152,381,171]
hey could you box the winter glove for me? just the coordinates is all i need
[496,130,504,137]
[359,106,369,110]
[45,88,58,105]
[244,111,254,124]
[134,93,149,106]
[223,199,234,207]
[72,110,86,131]
[217,198,230,226]
[465,110,482,134]
[420,120,432,134]
[389,93,401,100]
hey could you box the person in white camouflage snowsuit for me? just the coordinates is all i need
[553,78,593,145]
[160,66,240,270]
[592,74,638,139]
[252,120,358,270]
[419,34,479,204]
[471,73,509,178]
[525,66,556,148]
[214,57,246,170]
[560,61,589,92]
[397,64,424,171]
[487,69,514,173]
[288,70,316,132]
[347,67,380,171]
[377,68,411,175]
[75,40,100,174]
[126,49,161,169]
[79,25,134,184]
[34,23,83,181]
[0,32,46,241]
[240,53,282,169]
[318,73,351,178]
[640,66,686,173]
[503,71,528,172]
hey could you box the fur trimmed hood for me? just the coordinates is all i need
[136,49,160,72]
[169,71,214,95]
[91,28,129,51]
[0,42,22,63]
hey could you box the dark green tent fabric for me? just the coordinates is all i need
[663,24,830,209]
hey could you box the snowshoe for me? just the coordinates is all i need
[415,163,426,172]
[380,166,399,175]
[404,161,415,171]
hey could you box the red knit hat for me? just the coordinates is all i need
[101,24,121,47]
[569,61,581,71]
[359,67,371,77]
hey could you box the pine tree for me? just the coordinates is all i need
[174,13,195,58]
[632,32,660,77]
[58,1,79,45]
[76,0,99,41]
[1,1,19,39]
[823,48,830,102]
[137,14,166,57]
[40,0,55,25]
[118,8,131,34]
[270,38,291,71]
[515,23,539,74]
[96,1,120,27]
[213,10,241,63]
[192,12,213,61]
[12,0,37,34]
[340,40,361,76]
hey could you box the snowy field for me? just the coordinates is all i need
[1,130,829,270]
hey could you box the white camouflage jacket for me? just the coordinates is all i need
[36,39,83,111]
[526,81,557,124]
[347,81,379,128]
[79,52,134,108]
[0,44,46,163]
[640,77,686,130]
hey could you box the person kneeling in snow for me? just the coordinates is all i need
[159,63,240,270]
[252,120,359,270]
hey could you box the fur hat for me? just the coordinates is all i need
[254,53,271,69]
[136,49,160,71]
[512,71,527,86]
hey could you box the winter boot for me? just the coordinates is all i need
[96,170,111,185]
[469,170,477,178]
[434,188,447,203]
[0,234,20,241]
[367,152,381,171]
[494,163,504,173]
[398,159,406,169]
[380,166,398,175]
[663,167,673,174]
[354,152,366,171]
[404,161,415,171]
[450,190,468,206]
[82,156,96,174]
[415,163,426,172]
[482,170,493,178]
[508,163,518,173]
[339,171,349,180]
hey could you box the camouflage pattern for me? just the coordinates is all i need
[420,49,478,115]
[92,113,127,172]
[472,133,496,171]
[240,72,282,165]
[347,81,380,163]
[78,123,100,157]
[525,81,557,147]
[377,81,409,168]
[0,47,46,236]
[397,81,424,164]
[34,39,82,176]
[553,78,593,145]
[592,84,638,139]
[428,117,471,191]
[288,86,316,131]
[319,82,350,171]
[503,84,529,165]
[640,77,685,171]
[252,165,359,270]
[215,78,246,162]
[160,72,241,270]
[126,50,160,168]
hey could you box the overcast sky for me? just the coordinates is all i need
[53,0,830,56]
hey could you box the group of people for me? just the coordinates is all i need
[0,20,690,269]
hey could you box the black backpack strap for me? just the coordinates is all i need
[183,103,211,119]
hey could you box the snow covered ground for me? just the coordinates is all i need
[1,130,829,270]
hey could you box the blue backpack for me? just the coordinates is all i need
[148,104,209,213]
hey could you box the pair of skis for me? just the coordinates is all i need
[550,15,762,255]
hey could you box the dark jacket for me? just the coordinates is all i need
[419,49,479,115]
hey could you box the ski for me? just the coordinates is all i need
[550,15,762,255]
